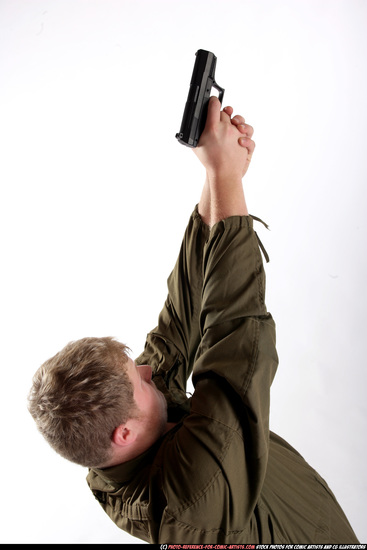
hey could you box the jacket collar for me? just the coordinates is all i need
[88,404,189,488]
[89,438,161,487]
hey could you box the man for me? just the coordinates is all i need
[28,97,359,544]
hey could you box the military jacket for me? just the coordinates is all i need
[87,209,358,544]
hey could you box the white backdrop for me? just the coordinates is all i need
[1,0,366,544]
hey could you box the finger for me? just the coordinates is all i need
[237,124,254,137]
[223,106,233,117]
[231,115,246,126]
[220,108,232,123]
[239,137,256,155]
[205,96,221,128]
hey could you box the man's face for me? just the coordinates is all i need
[126,357,168,447]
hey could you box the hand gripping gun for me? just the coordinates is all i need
[175,49,225,148]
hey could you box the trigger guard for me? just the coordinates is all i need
[212,81,225,104]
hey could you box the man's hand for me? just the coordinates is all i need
[193,97,255,184]
[196,97,254,226]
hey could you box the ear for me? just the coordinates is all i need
[112,422,138,447]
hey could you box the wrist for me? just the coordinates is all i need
[208,179,249,223]
[206,171,243,190]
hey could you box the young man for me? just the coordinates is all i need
[28,97,359,544]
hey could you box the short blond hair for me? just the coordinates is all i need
[28,337,137,467]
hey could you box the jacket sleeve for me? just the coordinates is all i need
[193,214,278,459]
[157,215,279,542]
[135,206,209,408]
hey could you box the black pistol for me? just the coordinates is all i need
[175,49,225,148]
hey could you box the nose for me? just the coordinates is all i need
[137,364,152,383]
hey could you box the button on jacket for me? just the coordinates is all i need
[87,207,358,544]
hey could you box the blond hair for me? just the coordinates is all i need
[28,337,137,468]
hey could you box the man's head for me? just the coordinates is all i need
[28,337,168,468]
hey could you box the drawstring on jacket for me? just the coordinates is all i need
[250,214,270,263]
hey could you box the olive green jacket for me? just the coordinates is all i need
[87,208,358,544]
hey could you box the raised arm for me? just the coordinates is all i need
[156,108,278,540]
[136,98,256,406]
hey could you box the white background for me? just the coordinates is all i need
[1,0,366,544]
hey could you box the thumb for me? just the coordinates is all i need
[205,96,221,129]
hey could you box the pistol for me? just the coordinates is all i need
[175,49,225,148]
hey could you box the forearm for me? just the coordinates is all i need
[200,215,267,332]
[207,175,248,225]
[198,175,211,226]
[199,173,248,228]
[193,214,278,459]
